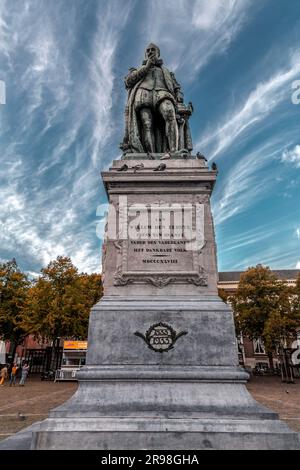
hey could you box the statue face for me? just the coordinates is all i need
[146,45,159,60]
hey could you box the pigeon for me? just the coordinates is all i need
[196,152,207,162]
[285,390,290,394]
[160,152,171,160]
[117,163,128,172]
[154,163,166,172]
[147,151,155,160]
[132,163,144,173]
[188,101,194,113]
[211,162,218,171]
[17,412,26,421]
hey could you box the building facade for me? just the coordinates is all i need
[218,270,300,371]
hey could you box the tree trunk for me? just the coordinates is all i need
[280,349,287,382]
[10,341,18,365]
[268,352,274,372]
[50,337,61,371]
[284,350,295,384]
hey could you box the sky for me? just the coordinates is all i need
[0,0,299,276]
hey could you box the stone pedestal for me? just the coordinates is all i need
[31,157,299,449]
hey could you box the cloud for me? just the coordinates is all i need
[0,1,9,58]
[220,225,277,253]
[1,1,299,277]
[0,1,133,274]
[281,145,300,168]
[0,178,102,274]
[296,262,300,269]
[143,0,252,75]
[88,1,134,166]
[200,52,300,159]
[212,139,287,224]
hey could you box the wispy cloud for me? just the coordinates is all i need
[143,0,252,75]
[281,145,300,168]
[231,246,300,271]
[0,0,134,274]
[88,1,134,166]
[200,52,300,159]
[1,0,299,277]
[220,225,277,253]
[0,0,10,59]
[217,206,300,271]
[212,140,288,224]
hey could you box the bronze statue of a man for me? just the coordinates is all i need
[121,43,193,155]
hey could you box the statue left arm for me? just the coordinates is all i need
[170,72,184,103]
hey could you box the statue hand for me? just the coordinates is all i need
[146,54,156,68]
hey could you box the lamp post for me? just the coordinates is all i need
[237,334,246,368]
[283,347,295,384]
[55,337,61,371]
[278,340,295,384]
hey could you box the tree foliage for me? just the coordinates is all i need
[218,288,229,303]
[231,265,300,354]
[23,256,103,342]
[0,259,31,358]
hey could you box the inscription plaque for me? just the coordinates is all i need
[114,201,208,287]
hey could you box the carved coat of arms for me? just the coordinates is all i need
[135,322,187,353]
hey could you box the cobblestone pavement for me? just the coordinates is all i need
[0,375,300,440]
[246,375,300,432]
[0,377,77,440]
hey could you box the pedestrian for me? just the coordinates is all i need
[19,363,29,386]
[0,364,8,386]
[9,363,19,386]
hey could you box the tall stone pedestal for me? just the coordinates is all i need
[32,157,299,449]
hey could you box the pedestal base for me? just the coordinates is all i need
[32,417,299,450]
[31,297,300,449]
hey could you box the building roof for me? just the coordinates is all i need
[218,269,300,282]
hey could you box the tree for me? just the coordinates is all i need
[231,264,300,376]
[263,288,300,382]
[23,256,102,368]
[293,273,300,314]
[0,259,31,364]
[218,288,229,304]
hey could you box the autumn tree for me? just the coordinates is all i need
[218,288,229,303]
[23,256,102,367]
[0,259,31,364]
[293,273,300,314]
[231,264,300,373]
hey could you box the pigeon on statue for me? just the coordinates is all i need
[117,163,128,172]
[160,152,171,160]
[154,163,166,172]
[147,151,155,160]
[196,152,207,162]
[133,163,145,173]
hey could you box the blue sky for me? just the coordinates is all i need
[0,0,299,276]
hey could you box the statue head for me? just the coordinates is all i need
[145,43,160,61]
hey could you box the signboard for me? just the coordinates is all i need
[63,341,88,350]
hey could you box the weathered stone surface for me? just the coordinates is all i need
[101,158,218,297]
[120,44,193,155]
[30,157,300,449]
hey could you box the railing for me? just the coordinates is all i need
[54,368,80,382]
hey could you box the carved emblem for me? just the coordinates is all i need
[134,322,188,353]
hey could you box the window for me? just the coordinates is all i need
[253,338,266,354]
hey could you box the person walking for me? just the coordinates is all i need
[9,363,19,386]
[0,364,8,386]
[19,363,29,386]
